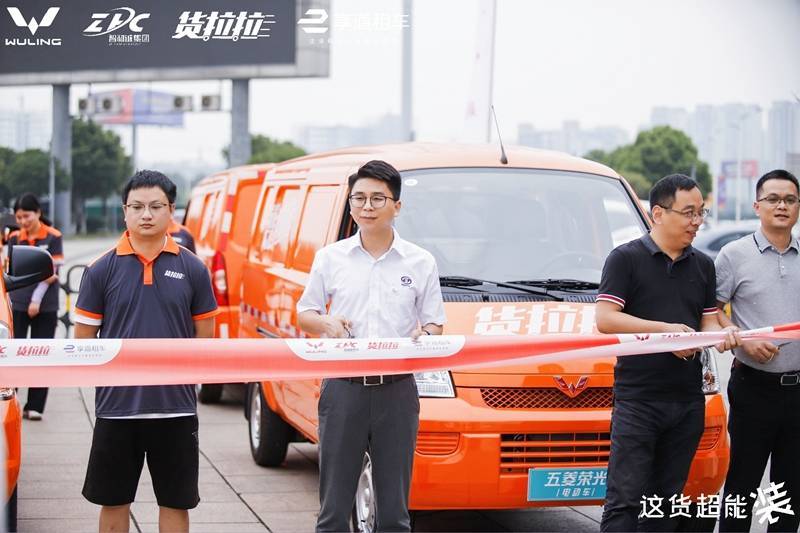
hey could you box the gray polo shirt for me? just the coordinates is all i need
[715,228,800,373]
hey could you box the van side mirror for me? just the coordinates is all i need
[4,245,54,291]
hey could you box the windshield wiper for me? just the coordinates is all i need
[439,276,562,300]
[506,278,600,291]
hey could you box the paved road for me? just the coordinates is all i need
[11,236,774,532]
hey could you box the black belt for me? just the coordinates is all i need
[341,374,413,386]
[734,359,800,386]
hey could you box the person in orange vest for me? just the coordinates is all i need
[168,219,195,253]
[7,193,64,421]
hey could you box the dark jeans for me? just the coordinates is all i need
[601,398,705,532]
[720,363,800,533]
[12,309,57,413]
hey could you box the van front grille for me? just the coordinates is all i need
[500,432,611,474]
[481,387,613,409]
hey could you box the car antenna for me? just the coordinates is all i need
[491,105,508,165]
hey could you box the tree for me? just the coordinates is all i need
[584,126,711,197]
[222,134,305,166]
[71,118,132,233]
[0,147,18,206]
[5,149,69,198]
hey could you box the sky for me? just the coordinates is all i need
[1,0,798,168]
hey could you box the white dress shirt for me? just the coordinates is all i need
[297,229,446,338]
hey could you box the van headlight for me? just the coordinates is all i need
[701,348,721,394]
[0,320,9,339]
[0,388,14,400]
[414,371,455,398]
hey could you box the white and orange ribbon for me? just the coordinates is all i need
[0,323,799,388]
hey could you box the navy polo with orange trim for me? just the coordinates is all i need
[75,232,218,418]
[8,223,63,312]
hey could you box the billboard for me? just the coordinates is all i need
[0,0,329,85]
[717,160,759,218]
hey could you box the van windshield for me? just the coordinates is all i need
[394,168,647,285]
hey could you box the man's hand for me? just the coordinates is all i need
[411,326,428,341]
[662,323,697,359]
[27,301,40,318]
[715,326,742,353]
[322,315,352,339]
[741,340,779,364]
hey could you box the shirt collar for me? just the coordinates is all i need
[19,223,48,243]
[753,227,800,253]
[115,231,180,256]
[346,228,407,258]
[641,232,694,260]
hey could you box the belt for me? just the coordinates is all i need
[341,374,413,386]
[734,359,800,386]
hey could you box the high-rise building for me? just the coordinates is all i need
[516,121,628,156]
[0,109,51,152]
[766,101,800,171]
[296,114,404,154]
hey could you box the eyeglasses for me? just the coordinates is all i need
[757,195,799,207]
[658,206,710,221]
[348,194,396,209]
[123,202,171,216]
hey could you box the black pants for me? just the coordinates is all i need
[601,398,705,532]
[316,376,419,533]
[720,363,800,533]
[12,310,57,413]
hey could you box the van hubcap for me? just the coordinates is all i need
[354,453,377,532]
[249,388,261,449]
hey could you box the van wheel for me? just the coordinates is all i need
[248,384,291,466]
[5,486,17,532]
[351,452,377,533]
[196,383,224,404]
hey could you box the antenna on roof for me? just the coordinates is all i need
[490,105,508,165]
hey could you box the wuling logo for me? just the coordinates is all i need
[553,376,590,398]
[5,6,61,46]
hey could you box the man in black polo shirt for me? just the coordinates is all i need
[75,170,218,533]
[597,174,739,532]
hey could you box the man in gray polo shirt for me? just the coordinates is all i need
[716,169,800,532]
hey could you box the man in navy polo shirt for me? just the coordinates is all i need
[75,170,218,533]
[596,174,740,532]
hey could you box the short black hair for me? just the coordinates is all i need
[649,174,701,210]
[348,160,401,200]
[122,170,177,204]
[755,169,799,197]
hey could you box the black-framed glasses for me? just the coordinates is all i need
[348,194,396,209]
[123,202,171,215]
[757,195,799,207]
[657,206,710,221]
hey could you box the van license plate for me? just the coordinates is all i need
[527,467,607,501]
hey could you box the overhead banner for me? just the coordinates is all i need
[0,323,799,388]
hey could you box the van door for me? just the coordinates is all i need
[280,185,340,430]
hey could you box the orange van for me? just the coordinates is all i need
[1,245,55,532]
[184,165,267,402]
[233,144,728,530]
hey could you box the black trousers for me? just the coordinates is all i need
[12,310,57,413]
[601,398,705,532]
[720,363,800,533]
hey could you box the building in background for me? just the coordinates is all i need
[516,120,629,156]
[0,108,50,152]
[295,114,404,153]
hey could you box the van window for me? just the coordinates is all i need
[199,190,223,242]
[260,187,302,264]
[230,182,262,248]
[293,186,339,272]
[395,168,647,284]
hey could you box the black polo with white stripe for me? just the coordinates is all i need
[597,233,718,401]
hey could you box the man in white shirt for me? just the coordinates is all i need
[297,160,446,532]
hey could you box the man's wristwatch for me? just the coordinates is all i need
[422,329,431,335]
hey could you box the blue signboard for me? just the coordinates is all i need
[528,467,607,501]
